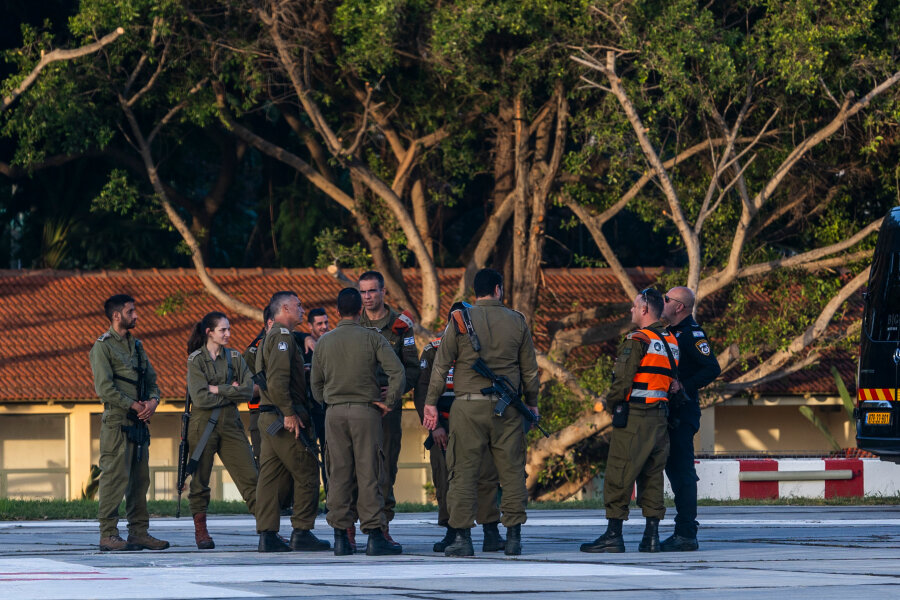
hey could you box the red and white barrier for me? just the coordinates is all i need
[663,458,900,500]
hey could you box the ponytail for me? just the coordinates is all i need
[187,311,228,355]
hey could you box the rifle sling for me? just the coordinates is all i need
[186,348,235,469]
[188,407,222,470]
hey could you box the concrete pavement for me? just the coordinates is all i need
[0,506,899,599]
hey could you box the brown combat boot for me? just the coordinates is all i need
[346,526,357,552]
[127,532,170,550]
[193,513,215,550]
[382,525,402,552]
[99,534,140,552]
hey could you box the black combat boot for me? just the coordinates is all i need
[481,522,506,552]
[258,531,291,553]
[504,524,522,556]
[444,527,475,557]
[434,527,456,552]
[580,518,625,553]
[333,528,353,556]
[638,517,661,553]
[290,528,331,551]
[365,528,403,556]
[660,533,699,552]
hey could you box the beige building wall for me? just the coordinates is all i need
[1,398,857,501]
[0,403,434,503]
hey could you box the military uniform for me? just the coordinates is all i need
[414,339,501,528]
[254,326,320,535]
[666,315,720,541]
[359,305,419,523]
[425,299,539,532]
[242,340,263,463]
[186,346,258,516]
[89,328,159,542]
[603,321,677,522]
[310,319,405,534]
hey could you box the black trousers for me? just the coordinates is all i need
[664,418,699,538]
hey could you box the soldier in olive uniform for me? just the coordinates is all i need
[581,288,677,554]
[358,271,419,547]
[311,288,406,556]
[243,304,274,464]
[89,294,169,552]
[423,269,540,557]
[661,286,720,551]
[186,311,259,549]
[254,291,330,553]
[414,301,505,553]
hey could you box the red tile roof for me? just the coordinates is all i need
[0,268,857,402]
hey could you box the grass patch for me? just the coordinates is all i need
[0,499,251,521]
[2,495,897,521]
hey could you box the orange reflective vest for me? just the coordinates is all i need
[627,328,680,404]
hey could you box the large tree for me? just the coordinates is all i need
[3,0,899,499]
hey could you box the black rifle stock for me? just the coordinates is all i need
[471,357,550,438]
[175,389,190,518]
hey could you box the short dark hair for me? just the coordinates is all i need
[263,304,273,323]
[473,269,503,298]
[640,288,665,319]
[104,294,135,320]
[337,288,363,316]
[307,307,327,323]
[358,270,385,289]
[269,291,299,316]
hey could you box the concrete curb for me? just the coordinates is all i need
[664,458,900,500]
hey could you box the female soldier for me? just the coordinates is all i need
[186,311,258,549]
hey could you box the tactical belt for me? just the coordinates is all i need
[258,405,278,413]
[629,397,668,405]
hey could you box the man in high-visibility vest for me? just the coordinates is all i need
[580,287,679,554]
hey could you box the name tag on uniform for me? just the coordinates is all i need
[404,336,415,346]
[277,341,288,351]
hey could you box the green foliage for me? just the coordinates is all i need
[708,270,845,363]
[155,290,187,316]
[314,227,372,269]
[91,169,142,215]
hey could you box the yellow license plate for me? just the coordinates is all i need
[867,412,892,425]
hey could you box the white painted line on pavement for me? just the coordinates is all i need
[0,558,671,600]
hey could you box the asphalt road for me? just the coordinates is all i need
[1,506,899,599]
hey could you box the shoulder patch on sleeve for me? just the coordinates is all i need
[693,330,706,338]
[404,336,415,346]
[626,331,651,344]
[420,358,428,369]
[248,346,257,354]
[279,327,290,335]
[97,332,111,342]
[695,339,711,356]
[188,349,201,361]
[231,350,241,358]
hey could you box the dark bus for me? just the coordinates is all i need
[857,207,900,461]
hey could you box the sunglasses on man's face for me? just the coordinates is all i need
[664,295,684,308]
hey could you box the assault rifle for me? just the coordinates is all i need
[175,388,190,518]
[264,407,322,467]
[472,357,550,438]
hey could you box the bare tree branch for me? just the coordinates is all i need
[2,27,125,113]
